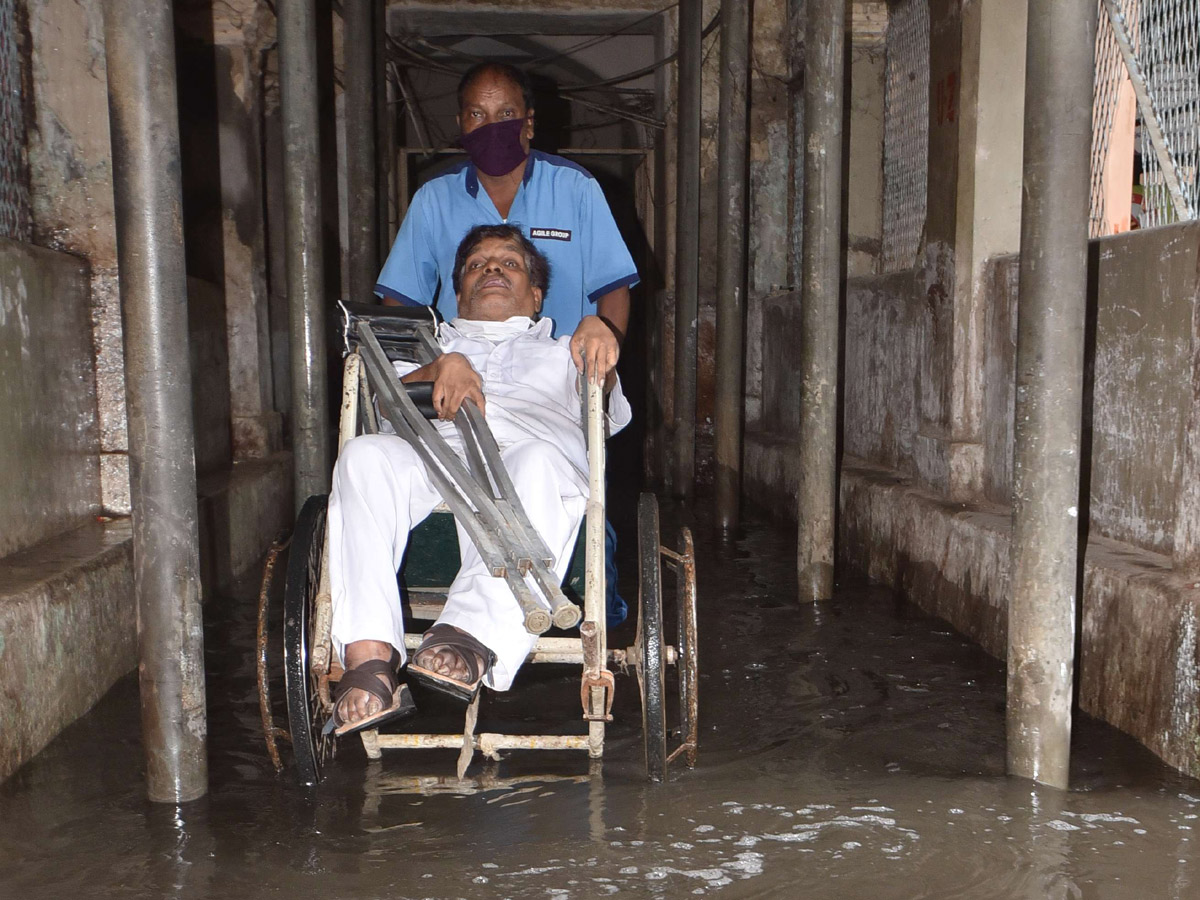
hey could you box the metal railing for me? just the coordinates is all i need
[881,0,930,272]
[1091,0,1199,235]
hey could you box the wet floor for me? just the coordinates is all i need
[3,503,1200,899]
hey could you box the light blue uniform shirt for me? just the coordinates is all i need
[375,150,639,336]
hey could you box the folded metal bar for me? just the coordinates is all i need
[357,322,580,634]
[359,330,553,635]
[412,326,556,570]
[356,325,509,576]
[411,325,581,630]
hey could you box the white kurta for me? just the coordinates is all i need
[327,317,631,691]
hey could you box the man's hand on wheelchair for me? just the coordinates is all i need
[570,315,620,389]
[406,352,485,419]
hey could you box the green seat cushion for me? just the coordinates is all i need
[402,511,586,601]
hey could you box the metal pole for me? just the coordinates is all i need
[344,0,378,303]
[279,0,332,510]
[103,0,208,803]
[714,0,751,532]
[1007,0,1095,790]
[672,0,702,497]
[374,0,393,259]
[796,0,845,602]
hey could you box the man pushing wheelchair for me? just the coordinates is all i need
[327,224,631,735]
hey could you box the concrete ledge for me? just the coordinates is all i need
[838,457,1200,777]
[744,430,803,522]
[1080,543,1200,776]
[839,459,1012,660]
[0,520,135,782]
[0,450,292,782]
[197,451,293,591]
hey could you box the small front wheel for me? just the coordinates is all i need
[637,492,667,782]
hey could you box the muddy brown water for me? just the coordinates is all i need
[2,506,1199,899]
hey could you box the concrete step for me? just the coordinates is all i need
[0,451,292,782]
[0,519,135,782]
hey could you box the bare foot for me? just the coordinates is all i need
[336,639,396,728]
[413,625,486,687]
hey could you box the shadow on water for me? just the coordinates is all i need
[3,500,1200,898]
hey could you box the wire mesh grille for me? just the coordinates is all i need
[0,0,29,243]
[1137,0,1200,227]
[881,0,929,273]
[1091,0,1200,234]
[1090,1,1138,237]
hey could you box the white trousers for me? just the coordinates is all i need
[327,433,587,691]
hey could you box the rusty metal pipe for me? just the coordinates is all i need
[714,0,751,531]
[796,0,845,602]
[103,0,208,803]
[672,0,703,497]
[374,0,392,260]
[1007,0,1096,790]
[279,0,332,511]
[256,537,290,772]
[344,0,379,303]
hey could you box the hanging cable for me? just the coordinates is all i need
[559,10,721,92]
[525,3,679,70]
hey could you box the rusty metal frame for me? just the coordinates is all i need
[256,535,291,772]
[662,527,699,768]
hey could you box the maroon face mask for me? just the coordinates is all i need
[459,119,528,177]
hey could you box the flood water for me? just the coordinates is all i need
[2,503,1199,899]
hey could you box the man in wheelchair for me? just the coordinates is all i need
[327,223,632,735]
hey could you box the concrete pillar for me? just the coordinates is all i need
[27,1,127,514]
[279,0,332,510]
[714,0,751,531]
[672,0,702,498]
[944,0,1029,501]
[207,19,284,461]
[1007,0,1096,789]
[103,0,208,803]
[796,0,845,602]
[343,0,378,303]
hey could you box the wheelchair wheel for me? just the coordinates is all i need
[675,526,699,768]
[637,492,667,782]
[283,494,335,786]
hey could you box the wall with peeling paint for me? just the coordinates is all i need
[1090,227,1195,554]
[980,225,1199,556]
[829,221,1200,776]
[0,241,99,557]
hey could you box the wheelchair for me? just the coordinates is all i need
[257,303,698,785]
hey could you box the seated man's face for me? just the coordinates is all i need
[456,236,544,321]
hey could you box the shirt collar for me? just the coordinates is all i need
[462,151,538,198]
[440,315,554,343]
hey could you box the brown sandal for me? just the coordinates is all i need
[407,625,495,702]
[328,649,416,736]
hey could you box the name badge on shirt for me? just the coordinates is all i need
[530,227,572,242]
